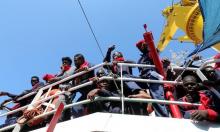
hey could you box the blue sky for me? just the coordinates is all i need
[0,0,217,123]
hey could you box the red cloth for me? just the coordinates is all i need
[74,61,90,85]
[43,74,55,81]
[136,39,146,49]
[214,53,220,69]
[80,61,89,69]
[181,96,198,110]
[62,65,71,71]
[180,91,219,121]
[112,57,125,73]
[114,57,125,61]
[199,92,218,121]
[135,39,152,59]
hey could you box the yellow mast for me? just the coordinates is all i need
[157,0,220,52]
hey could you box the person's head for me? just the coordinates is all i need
[202,66,216,81]
[182,75,199,94]
[96,68,109,89]
[31,76,39,86]
[136,39,148,53]
[43,74,55,83]
[62,57,72,66]
[214,53,220,68]
[96,68,107,77]
[112,51,123,61]
[74,54,85,68]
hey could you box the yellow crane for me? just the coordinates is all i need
[157,0,220,52]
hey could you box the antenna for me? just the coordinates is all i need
[143,24,147,32]
[171,0,174,10]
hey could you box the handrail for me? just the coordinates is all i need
[0,61,204,118]
[2,62,106,107]
[4,60,214,106]
[0,76,181,117]
[17,62,105,101]
[0,80,94,117]
[199,59,220,69]
[117,63,198,71]
[117,58,220,71]
[97,97,201,106]
[1,59,218,131]
[3,58,219,106]
[0,96,201,132]
[103,76,182,85]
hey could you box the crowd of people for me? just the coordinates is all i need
[0,39,220,131]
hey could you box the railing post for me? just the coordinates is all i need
[46,101,64,132]
[0,96,202,132]
[120,63,125,114]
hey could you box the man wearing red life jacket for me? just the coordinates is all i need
[71,54,95,117]
[135,40,169,117]
[103,45,150,115]
[87,68,122,114]
[72,54,94,100]
[179,74,220,121]
[0,76,44,130]
[43,74,71,122]
[48,57,75,83]
[103,45,144,96]
[0,76,44,108]
[16,74,71,129]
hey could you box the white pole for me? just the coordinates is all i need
[0,96,201,132]
[0,81,93,117]
[119,64,125,114]
[117,63,198,71]
[4,59,219,106]
[101,76,182,85]
[0,76,181,117]
[97,97,201,106]
[15,63,106,102]
[200,59,220,69]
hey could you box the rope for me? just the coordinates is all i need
[76,0,122,96]
[171,0,174,9]
[77,0,104,57]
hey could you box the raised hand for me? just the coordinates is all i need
[190,110,208,121]
[108,45,115,52]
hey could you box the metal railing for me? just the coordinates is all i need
[0,76,181,117]
[0,58,219,131]
[4,58,219,105]
[0,96,201,131]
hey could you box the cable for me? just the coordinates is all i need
[175,44,204,81]
[76,0,121,95]
[171,0,174,9]
[77,0,104,58]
